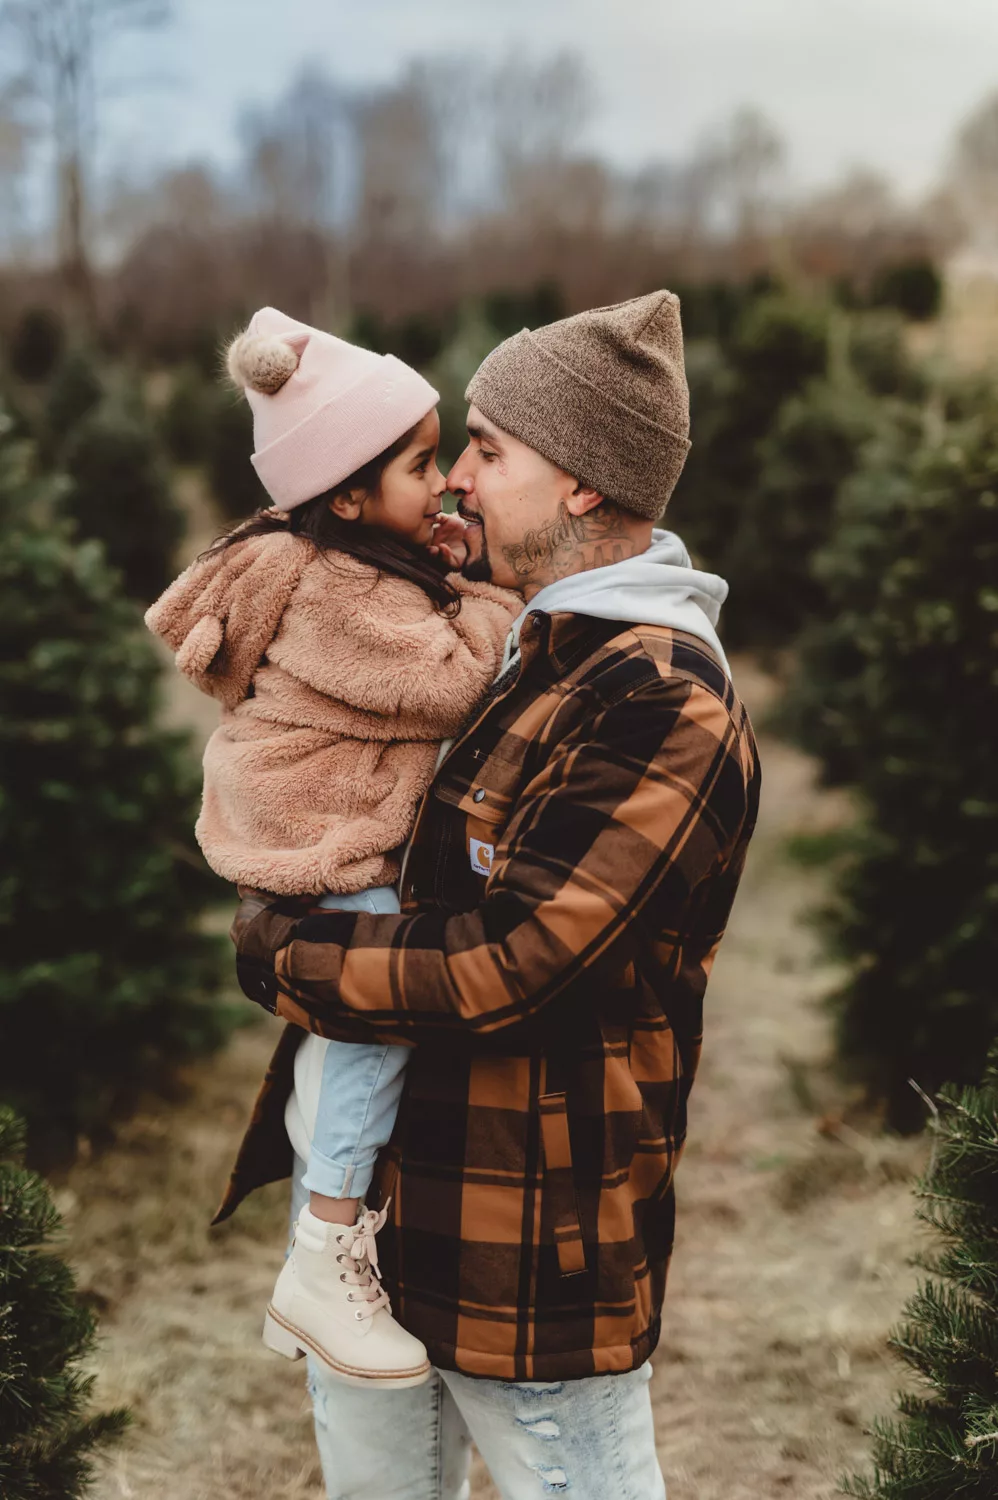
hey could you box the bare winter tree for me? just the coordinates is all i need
[240,68,341,230]
[951,90,998,257]
[0,78,34,259]
[239,67,346,322]
[694,105,786,260]
[799,169,896,241]
[0,0,172,323]
[354,64,444,247]
[346,63,449,317]
[2,38,947,357]
[486,53,589,224]
[624,156,719,267]
[101,161,230,261]
[445,54,604,300]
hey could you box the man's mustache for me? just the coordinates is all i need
[455,499,483,526]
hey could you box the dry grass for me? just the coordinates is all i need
[58,659,926,1499]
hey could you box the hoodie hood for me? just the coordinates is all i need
[145,528,311,709]
[508,529,730,675]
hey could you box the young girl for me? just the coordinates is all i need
[146,306,520,1390]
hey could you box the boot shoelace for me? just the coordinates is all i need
[335,1205,391,1321]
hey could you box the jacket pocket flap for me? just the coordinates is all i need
[433,777,507,824]
[539,1090,586,1277]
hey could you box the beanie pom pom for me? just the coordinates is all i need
[226,331,301,395]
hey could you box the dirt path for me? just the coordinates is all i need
[68,663,923,1499]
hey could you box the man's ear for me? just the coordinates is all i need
[328,490,364,522]
[565,483,606,518]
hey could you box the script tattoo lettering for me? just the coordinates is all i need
[501,503,631,583]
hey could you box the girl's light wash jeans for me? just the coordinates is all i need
[290,1159,667,1500]
[302,886,409,1202]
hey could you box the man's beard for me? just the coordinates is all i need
[462,543,492,583]
[457,506,492,583]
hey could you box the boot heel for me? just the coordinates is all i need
[263,1310,305,1361]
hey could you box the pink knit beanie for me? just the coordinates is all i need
[226,306,439,511]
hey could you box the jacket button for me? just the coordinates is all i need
[473,788,486,803]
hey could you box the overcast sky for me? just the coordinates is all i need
[107,0,998,198]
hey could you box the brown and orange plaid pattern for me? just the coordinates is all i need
[221,613,760,1380]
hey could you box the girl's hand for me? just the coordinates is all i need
[428,512,468,570]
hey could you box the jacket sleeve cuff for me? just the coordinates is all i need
[231,896,302,1013]
[235,953,280,1014]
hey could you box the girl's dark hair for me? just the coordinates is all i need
[205,425,460,616]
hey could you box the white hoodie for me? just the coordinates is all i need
[501,528,730,677]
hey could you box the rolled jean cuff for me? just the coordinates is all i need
[301,1143,379,1202]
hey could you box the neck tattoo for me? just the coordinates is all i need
[501,503,633,586]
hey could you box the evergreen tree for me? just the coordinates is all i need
[159,365,212,466]
[782,384,998,1127]
[0,423,231,1157]
[481,281,565,340]
[0,1106,128,1498]
[723,376,884,650]
[58,399,186,601]
[8,308,65,385]
[671,297,924,651]
[869,257,943,323]
[41,349,104,460]
[0,379,33,444]
[204,388,265,521]
[844,1049,998,1498]
[670,291,831,645]
[845,311,927,400]
[723,314,924,650]
[428,304,506,467]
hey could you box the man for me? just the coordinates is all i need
[224,292,760,1498]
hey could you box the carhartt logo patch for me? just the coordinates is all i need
[469,838,494,877]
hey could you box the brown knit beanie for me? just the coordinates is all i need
[465,291,690,521]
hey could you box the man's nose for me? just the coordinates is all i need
[446,444,474,497]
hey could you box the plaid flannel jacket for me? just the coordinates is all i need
[219,612,760,1381]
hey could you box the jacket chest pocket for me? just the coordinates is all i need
[429,766,513,911]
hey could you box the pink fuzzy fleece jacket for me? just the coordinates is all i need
[146,529,521,896]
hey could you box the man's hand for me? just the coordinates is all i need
[428,512,468,570]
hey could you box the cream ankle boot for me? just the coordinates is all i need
[263,1204,431,1389]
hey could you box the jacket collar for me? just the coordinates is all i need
[516,609,623,677]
